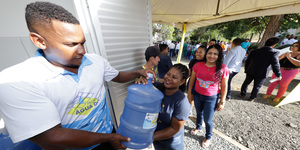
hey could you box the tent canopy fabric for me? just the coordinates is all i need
[152,0,300,31]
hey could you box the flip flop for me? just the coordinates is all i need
[273,97,280,102]
[201,139,211,148]
[263,94,271,99]
[190,129,201,135]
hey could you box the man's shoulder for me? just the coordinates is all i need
[84,53,102,60]
[0,57,54,83]
[84,53,110,66]
[230,46,244,52]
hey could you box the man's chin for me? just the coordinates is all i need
[67,64,80,68]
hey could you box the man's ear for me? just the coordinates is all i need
[29,32,47,49]
[149,56,154,62]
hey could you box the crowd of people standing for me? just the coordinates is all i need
[153,36,299,149]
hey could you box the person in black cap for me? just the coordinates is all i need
[139,46,161,82]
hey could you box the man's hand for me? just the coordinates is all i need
[138,69,155,78]
[138,69,156,83]
[109,133,130,150]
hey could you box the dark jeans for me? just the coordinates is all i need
[153,134,184,150]
[169,49,175,57]
[226,72,238,99]
[186,50,192,59]
[240,74,266,99]
[193,93,218,140]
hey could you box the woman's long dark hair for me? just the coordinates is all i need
[172,63,189,92]
[202,44,223,82]
[158,63,189,92]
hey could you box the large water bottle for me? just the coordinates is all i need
[117,73,163,149]
[0,133,41,150]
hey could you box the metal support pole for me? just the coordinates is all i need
[177,22,187,63]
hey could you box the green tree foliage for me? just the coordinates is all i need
[152,23,174,41]
[172,28,183,41]
[278,14,300,33]
[152,14,300,44]
[212,20,249,39]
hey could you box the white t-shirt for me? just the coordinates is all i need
[175,43,180,50]
[0,52,118,143]
[169,43,175,49]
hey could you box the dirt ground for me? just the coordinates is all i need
[212,66,300,150]
[176,58,300,150]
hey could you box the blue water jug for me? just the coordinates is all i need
[0,133,41,150]
[117,73,163,149]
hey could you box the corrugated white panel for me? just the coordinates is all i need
[86,0,152,126]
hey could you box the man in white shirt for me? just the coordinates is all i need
[225,39,232,54]
[223,38,246,101]
[0,2,154,150]
[195,42,201,49]
[175,41,180,57]
[168,42,176,58]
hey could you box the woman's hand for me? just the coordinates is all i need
[135,76,148,85]
[187,92,194,105]
[216,101,225,111]
[285,52,291,59]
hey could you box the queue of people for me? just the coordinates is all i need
[0,2,299,150]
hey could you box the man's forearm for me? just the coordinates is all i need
[29,124,117,149]
[112,71,141,83]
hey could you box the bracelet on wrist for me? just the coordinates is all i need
[219,101,225,105]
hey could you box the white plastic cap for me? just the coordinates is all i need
[147,73,154,78]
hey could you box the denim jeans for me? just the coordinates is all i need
[153,134,184,150]
[193,92,218,140]
[226,72,238,99]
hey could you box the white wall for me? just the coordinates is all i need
[0,0,77,37]
[0,0,79,71]
[84,0,153,126]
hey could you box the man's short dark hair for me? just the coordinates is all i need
[145,46,160,61]
[232,38,242,46]
[25,2,79,33]
[159,44,168,52]
[265,37,279,46]
[210,39,217,42]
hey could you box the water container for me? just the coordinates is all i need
[0,119,41,149]
[117,73,163,149]
[0,134,41,150]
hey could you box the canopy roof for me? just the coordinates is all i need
[152,0,300,31]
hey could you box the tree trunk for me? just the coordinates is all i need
[258,15,284,48]
[249,33,254,42]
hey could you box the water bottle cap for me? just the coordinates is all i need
[147,73,153,78]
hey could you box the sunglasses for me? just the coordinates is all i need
[290,45,299,48]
